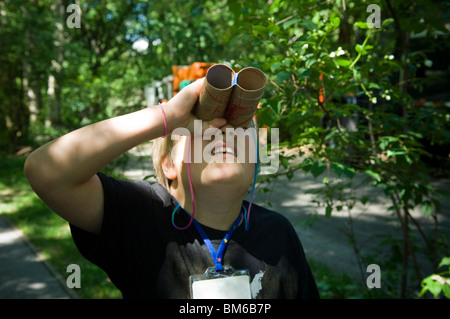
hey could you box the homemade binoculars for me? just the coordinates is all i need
[194,64,267,127]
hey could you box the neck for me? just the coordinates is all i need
[170,180,245,231]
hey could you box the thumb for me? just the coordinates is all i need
[170,78,205,110]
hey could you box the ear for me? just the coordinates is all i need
[161,155,177,182]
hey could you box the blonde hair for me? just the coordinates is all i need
[152,135,175,190]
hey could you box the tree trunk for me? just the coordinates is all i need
[386,0,410,119]
[46,0,65,127]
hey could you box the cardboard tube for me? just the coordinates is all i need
[225,67,267,127]
[194,64,235,121]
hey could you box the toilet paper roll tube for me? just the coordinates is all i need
[194,64,234,121]
[225,67,267,127]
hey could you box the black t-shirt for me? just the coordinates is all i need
[70,172,319,299]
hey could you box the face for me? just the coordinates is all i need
[170,125,257,195]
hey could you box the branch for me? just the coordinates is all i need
[406,210,434,252]
[275,15,294,26]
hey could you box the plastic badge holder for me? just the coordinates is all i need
[190,266,251,299]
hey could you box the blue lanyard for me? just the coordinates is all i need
[173,199,244,272]
[192,213,242,272]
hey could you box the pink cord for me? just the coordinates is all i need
[173,137,196,230]
[158,103,167,138]
[186,137,196,221]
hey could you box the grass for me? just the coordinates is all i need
[0,154,121,299]
[1,153,374,299]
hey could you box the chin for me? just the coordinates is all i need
[203,162,251,186]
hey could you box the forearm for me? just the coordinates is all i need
[25,103,175,188]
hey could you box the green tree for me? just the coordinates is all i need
[0,0,58,152]
[225,0,449,297]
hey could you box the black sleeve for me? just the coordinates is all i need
[246,204,320,299]
[69,172,156,293]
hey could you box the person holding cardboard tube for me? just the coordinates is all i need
[24,75,319,299]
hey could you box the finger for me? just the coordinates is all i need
[209,118,227,129]
[181,77,205,99]
[170,77,205,109]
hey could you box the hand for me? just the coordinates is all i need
[166,78,227,135]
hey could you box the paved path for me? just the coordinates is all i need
[0,215,76,299]
[254,173,450,282]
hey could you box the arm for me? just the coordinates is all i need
[24,79,208,234]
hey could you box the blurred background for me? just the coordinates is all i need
[0,0,449,299]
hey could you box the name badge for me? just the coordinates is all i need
[190,266,251,299]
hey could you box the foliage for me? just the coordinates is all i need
[225,0,450,297]
[419,257,450,299]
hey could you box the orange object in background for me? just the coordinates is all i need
[318,73,325,110]
[172,62,215,96]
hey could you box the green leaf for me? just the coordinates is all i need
[286,171,294,180]
[379,136,399,150]
[311,161,327,177]
[354,21,369,29]
[336,58,351,67]
[331,163,356,179]
[301,157,314,172]
[428,277,443,297]
[327,16,340,31]
[270,62,282,72]
[305,58,317,68]
[325,204,332,217]
[421,202,434,217]
[259,187,270,194]
[422,276,442,297]
[324,129,338,141]
[332,17,340,28]
[368,82,381,89]
[443,283,450,298]
[301,19,317,31]
[365,169,381,182]
[276,70,290,82]
[355,44,368,55]
[360,196,369,205]
[297,67,311,78]
[382,18,394,28]
[253,25,267,35]
[282,17,300,30]
[387,148,406,157]
[280,156,289,169]
[438,257,450,269]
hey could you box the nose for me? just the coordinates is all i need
[216,124,235,136]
